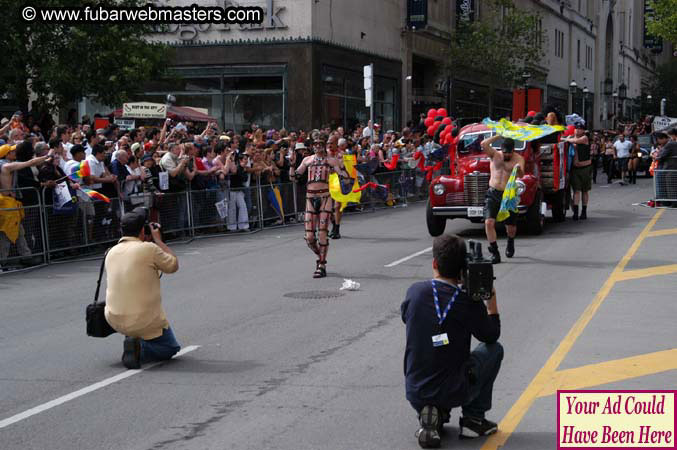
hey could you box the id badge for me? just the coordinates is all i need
[432,333,449,347]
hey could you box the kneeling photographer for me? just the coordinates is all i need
[401,234,503,448]
[104,207,181,369]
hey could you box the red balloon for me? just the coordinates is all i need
[432,122,441,131]
[437,108,448,117]
[442,117,452,125]
[427,108,437,117]
[527,110,536,117]
[424,117,434,127]
[427,126,436,136]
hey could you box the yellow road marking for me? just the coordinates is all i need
[481,209,664,450]
[614,264,677,281]
[536,349,677,398]
[647,228,677,238]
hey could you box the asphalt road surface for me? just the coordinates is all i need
[1,177,676,450]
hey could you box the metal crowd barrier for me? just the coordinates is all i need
[0,187,47,272]
[654,170,677,206]
[0,169,430,274]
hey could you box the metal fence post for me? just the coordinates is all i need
[187,187,195,238]
[257,176,264,230]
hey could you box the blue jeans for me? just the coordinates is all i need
[462,342,504,419]
[140,327,181,363]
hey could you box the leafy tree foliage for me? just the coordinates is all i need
[0,0,171,112]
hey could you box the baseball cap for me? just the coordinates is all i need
[295,142,307,150]
[141,154,153,164]
[130,142,141,153]
[0,144,17,158]
[96,128,106,135]
[120,207,148,236]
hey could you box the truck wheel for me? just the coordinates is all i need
[527,191,544,235]
[426,200,446,236]
[551,190,566,222]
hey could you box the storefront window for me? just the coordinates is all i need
[321,65,398,131]
[139,68,285,131]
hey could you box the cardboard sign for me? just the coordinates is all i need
[122,102,167,119]
[215,199,228,219]
[158,172,169,191]
[54,182,73,208]
[652,116,677,133]
[114,118,136,130]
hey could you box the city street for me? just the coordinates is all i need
[1,177,676,450]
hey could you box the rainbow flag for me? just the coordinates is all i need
[483,118,564,142]
[69,160,91,182]
[81,188,110,203]
[343,154,358,178]
[497,166,519,222]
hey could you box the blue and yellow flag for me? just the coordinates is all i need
[266,184,284,220]
[483,118,564,142]
[497,166,520,222]
[329,173,361,211]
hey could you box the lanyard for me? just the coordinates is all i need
[431,280,459,326]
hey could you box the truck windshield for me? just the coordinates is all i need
[457,132,525,154]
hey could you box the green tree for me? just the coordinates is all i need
[0,0,171,113]
[647,0,677,45]
[649,58,677,116]
[448,0,546,92]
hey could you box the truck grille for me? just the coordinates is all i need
[464,173,489,206]
[445,192,465,205]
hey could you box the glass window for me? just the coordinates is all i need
[224,93,283,131]
[323,95,345,129]
[223,76,282,91]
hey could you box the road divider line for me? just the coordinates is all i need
[537,348,677,398]
[0,345,200,430]
[384,247,432,268]
[481,209,664,450]
[614,263,677,281]
[647,228,677,238]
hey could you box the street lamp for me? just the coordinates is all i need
[521,71,532,118]
[569,80,578,114]
[618,83,627,121]
[582,86,589,124]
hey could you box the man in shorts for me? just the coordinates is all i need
[613,134,633,185]
[481,135,524,264]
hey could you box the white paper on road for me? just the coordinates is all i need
[158,171,169,191]
[54,182,73,207]
[215,199,228,219]
[340,279,361,291]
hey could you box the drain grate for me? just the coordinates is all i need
[283,290,346,300]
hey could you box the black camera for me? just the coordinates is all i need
[463,240,494,302]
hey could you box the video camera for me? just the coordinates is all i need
[464,240,494,302]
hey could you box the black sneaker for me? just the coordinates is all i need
[416,405,441,448]
[122,337,141,369]
[459,416,498,439]
[505,239,515,258]
[488,245,501,264]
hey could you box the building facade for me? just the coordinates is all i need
[72,0,673,131]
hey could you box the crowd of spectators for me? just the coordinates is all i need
[0,110,438,270]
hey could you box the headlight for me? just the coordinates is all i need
[516,180,526,195]
[433,183,445,196]
[540,145,553,156]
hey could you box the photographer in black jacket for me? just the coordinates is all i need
[401,234,503,448]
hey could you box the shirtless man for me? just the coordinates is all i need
[290,139,347,278]
[481,135,524,264]
[0,144,53,265]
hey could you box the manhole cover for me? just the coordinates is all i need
[283,290,346,300]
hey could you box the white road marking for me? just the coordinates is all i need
[0,345,200,430]
[384,247,432,267]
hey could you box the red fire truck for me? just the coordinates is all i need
[426,122,569,236]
